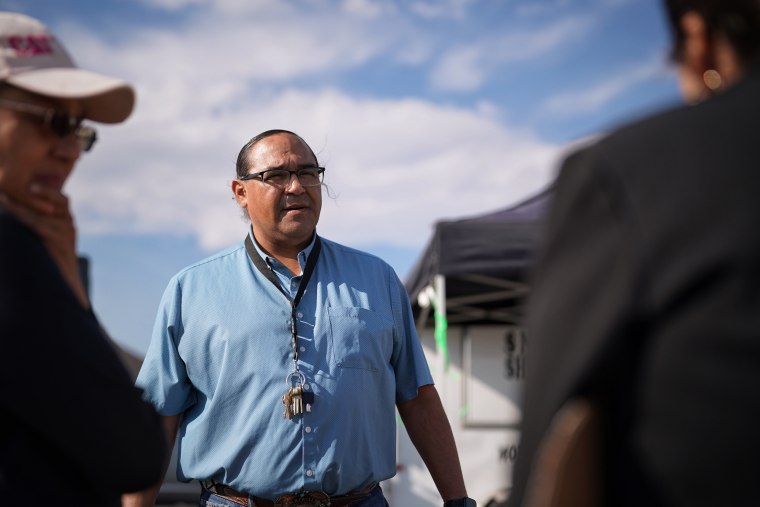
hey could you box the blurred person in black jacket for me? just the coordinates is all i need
[0,11,166,506]
[511,1,760,506]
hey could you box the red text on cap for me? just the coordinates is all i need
[7,35,53,57]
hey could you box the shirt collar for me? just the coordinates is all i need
[247,227,317,273]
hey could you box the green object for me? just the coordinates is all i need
[434,305,449,369]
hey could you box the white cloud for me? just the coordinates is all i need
[137,0,210,11]
[515,0,631,18]
[58,3,398,92]
[515,0,571,18]
[341,0,393,18]
[68,87,561,251]
[539,56,670,118]
[138,0,284,14]
[430,16,593,92]
[50,2,567,253]
[394,38,435,66]
[410,0,476,20]
[429,46,485,92]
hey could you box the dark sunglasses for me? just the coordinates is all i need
[0,98,98,152]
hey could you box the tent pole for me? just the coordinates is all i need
[415,294,432,336]
[433,274,449,378]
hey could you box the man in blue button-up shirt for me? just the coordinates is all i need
[124,130,473,507]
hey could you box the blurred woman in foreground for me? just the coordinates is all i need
[0,11,165,506]
[512,1,760,506]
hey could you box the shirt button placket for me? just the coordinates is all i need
[303,385,318,489]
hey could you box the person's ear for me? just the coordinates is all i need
[232,179,247,208]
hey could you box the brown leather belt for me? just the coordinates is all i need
[201,480,378,507]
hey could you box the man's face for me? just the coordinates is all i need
[0,86,83,207]
[232,132,322,252]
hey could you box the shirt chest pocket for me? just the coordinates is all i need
[327,307,393,372]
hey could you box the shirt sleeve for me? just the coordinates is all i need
[388,265,434,403]
[137,275,197,415]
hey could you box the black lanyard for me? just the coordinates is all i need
[244,233,322,370]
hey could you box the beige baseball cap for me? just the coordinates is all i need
[0,11,135,123]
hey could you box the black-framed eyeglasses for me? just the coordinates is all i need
[240,166,325,189]
[0,98,98,152]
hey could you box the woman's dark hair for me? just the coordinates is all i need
[665,0,760,64]
[235,129,318,178]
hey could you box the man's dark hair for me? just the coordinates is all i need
[235,129,319,179]
[664,0,760,65]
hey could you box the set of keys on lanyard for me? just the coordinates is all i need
[282,371,315,419]
[244,234,323,421]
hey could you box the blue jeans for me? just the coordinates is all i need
[199,484,389,507]
[200,488,249,507]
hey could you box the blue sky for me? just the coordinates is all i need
[8,0,681,355]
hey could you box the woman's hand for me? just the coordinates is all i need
[0,186,90,310]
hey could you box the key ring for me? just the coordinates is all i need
[286,370,306,387]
